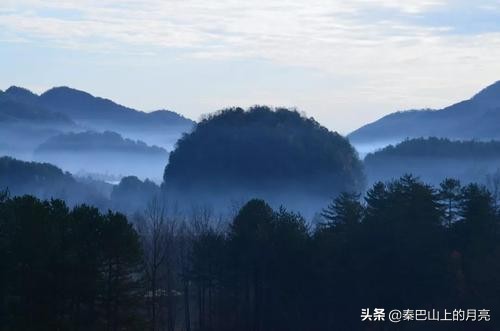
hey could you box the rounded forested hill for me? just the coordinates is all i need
[163,106,364,197]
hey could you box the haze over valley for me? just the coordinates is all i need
[3,81,500,217]
[0,86,193,182]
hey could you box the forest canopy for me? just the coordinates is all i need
[0,156,109,208]
[163,106,364,198]
[365,137,500,161]
[363,137,500,185]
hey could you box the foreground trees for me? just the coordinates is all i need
[0,195,144,331]
[181,176,500,331]
[2,174,500,330]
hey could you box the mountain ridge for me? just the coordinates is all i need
[35,130,167,155]
[2,85,195,127]
[349,81,500,143]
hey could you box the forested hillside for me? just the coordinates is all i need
[0,156,109,208]
[349,80,500,145]
[0,85,193,178]
[163,106,364,216]
[34,131,168,182]
[364,137,500,185]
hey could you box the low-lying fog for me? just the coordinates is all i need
[33,151,169,184]
[4,133,500,219]
[0,123,180,183]
[350,140,398,159]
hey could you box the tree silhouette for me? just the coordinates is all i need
[3,174,500,330]
[320,192,363,232]
[439,178,462,227]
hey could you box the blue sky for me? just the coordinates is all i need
[1,0,500,133]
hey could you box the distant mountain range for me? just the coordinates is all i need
[33,131,169,182]
[35,131,167,155]
[0,89,72,126]
[0,85,194,180]
[349,81,500,144]
[1,86,194,130]
[363,137,500,185]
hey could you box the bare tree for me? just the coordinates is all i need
[136,196,178,331]
[176,221,192,331]
[486,168,500,211]
[187,204,230,331]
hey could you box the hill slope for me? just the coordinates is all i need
[349,81,500,144]
[1,85,194,149]
[0,88,73,125]
[34,131,168,181]
[0,156,109,207]
[364,137,500,185]
[163,106,364,216]
[35,131,167,155]
[38,86,194,131]
[0,88,76,159]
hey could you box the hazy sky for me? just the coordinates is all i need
[1,0,500,134]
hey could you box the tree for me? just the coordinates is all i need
[136,197,178,331]
[360,175,447,307]
[0,196,145,330]
[68,204,104,329]
[453,184,500,309]
[486,168,500,211]
[176,221,193,331]
[190,225,226,331]
[0,188,9,202]
[100,212,143,331]
[320,192,363,231]
[229,199,274,331]
[455,184,497,252]
[438,178,461,227]
[265,208,311,331]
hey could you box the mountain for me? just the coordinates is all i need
[0,156,109,208]
[364,137,500,185]
[34,131,169,181]
[35,131,167,155]
[0,88,73,125]
[4,86,41,105]
[162,106,365,217]
[1,85,195,149]
[0,155,160,214]
[0,88,76,159]
[38,86,194,132]
[349,81,500,144]
[0,99,72,125]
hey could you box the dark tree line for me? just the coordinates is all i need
[365,137,500,161]
[0,193,143,331]
[179,175,500,331]
[363,138,500,186]
[2,174,500,330]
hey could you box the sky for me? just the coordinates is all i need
[1,0,500,134]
